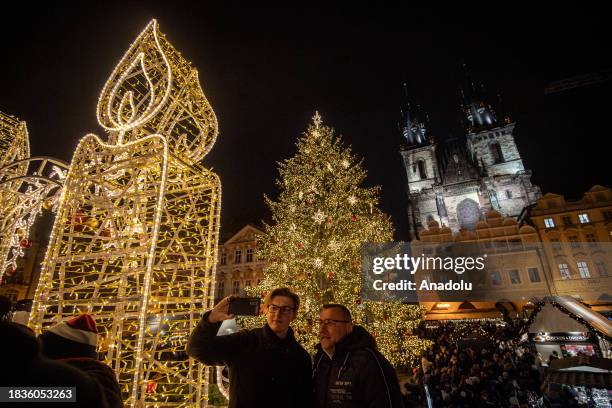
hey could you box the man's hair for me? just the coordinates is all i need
[264,287,300,311]
[322,303,352,323]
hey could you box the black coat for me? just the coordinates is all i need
[187,311,313,408]
[0,322,110,408]
[313,326,404,408]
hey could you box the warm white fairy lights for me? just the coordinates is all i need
[29,19,221,407]
[0,112,68,281]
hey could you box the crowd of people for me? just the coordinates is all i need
[402,320,578,408]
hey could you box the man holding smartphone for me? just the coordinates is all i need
[187,287,312,408]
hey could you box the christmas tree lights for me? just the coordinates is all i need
[29,20,220,407]
[245,112,431,367]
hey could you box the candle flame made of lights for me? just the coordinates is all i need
[29,19,221,407]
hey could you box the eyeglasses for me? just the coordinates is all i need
[267,304,294,315]
[318,319,351,327]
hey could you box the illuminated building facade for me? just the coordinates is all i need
[400,77,541,240]
[524,185,612,313]
[214,224,264,303]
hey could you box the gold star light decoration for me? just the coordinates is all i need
[29,20,221,407]
[0,112,68,282]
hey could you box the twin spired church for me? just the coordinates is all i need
[400,77,541,239]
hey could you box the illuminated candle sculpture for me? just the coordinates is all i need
[30,20,221,407]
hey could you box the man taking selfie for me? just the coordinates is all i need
[187,287,312,408]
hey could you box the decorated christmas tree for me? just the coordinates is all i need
[247,112,431,367]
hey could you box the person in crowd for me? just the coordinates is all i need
[187,287,312,408]
[411,320,545,408]
[0,294,11,322]
[312,303,404,408]
[38,314,123,408]
[0,320,110,407]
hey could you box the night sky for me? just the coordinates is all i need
[1,4,609,240]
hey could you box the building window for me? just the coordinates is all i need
[528,267,541,283]
[577,261,590,278]
[233,281,240,295]
[603,210,612,221]
[490,271,502,286]
[562,216,572,226]
[596,261,608,277]
[417,160,427,180]
[544,218,555,228]
[246,248,254,263]
[217,281,225,297]
[245,279,252,288]
[568,236,580,249]
[508,269,521,284]
[220,252,226,265]
[234,250,241,264]
[558,263,570,280]
[578,213,590,224]
[506,190,513,199]
[586,233,598,247]
[490,142,504,164]
[550,238,561,251]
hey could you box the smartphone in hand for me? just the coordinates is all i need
[228,297,260,316]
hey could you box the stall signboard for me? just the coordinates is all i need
[529,332,592,343]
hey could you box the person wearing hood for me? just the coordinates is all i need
[187,287,312,408]
[313,304,404,408]
[38,314,123,408]
[0,320,110,407]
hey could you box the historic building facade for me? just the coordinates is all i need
[413,210,548,320]
[523,185,612,312]
[214,224,265,303]
[400,79,541,239]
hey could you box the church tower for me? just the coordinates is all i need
[461,77,525,177]
[398,92,441,239]
[459,68,541,218]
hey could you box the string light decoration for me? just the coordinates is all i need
[244,112,431,367]
[29,20,221,407]
[0,112,68,282]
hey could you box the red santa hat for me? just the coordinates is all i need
[39,314,98,359]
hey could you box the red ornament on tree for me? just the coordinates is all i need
[327,217,333,224]
[355,297,361,305]
[327,271,335,279]
[297,243,304,249]
[351,215,358,222]
[314,293,321,301]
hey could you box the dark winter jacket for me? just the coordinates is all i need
[61,358,123,408]
[187,311,313,408]
[38,332,123,408]
[0,322,110,408]
[313,325,404,408]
